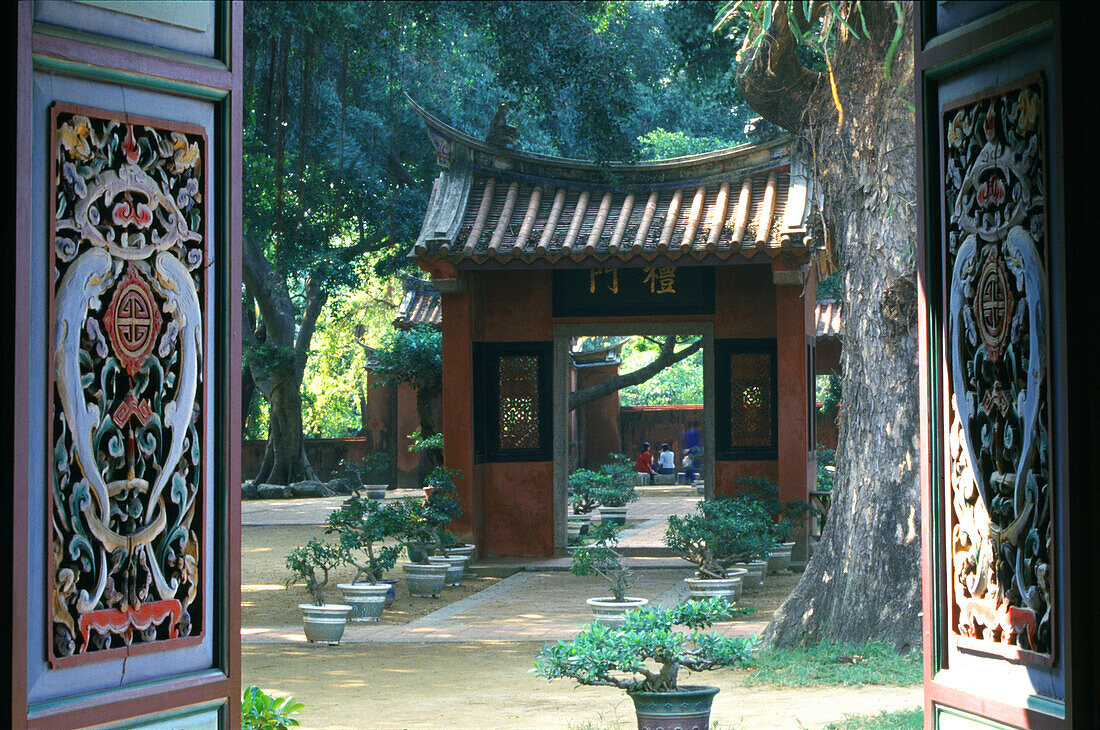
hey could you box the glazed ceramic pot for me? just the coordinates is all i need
[427,555,467,586]
[630,685,720,730]
[362,484,387,500]
[766,541,796,574]
[299,603,352,644]
[733,560,767,589]
[585,596,649,627]
[599,505,628,525]
[380,578,399,607]
[402,562,448,598]
[684,567,747,603]
[337,582,390,622]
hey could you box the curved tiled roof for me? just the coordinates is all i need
[408,98,820,267]
[393,276,441,330]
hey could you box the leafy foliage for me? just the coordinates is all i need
[816,445,836,492]
[738,475,811,544]
[325,496,403,584]
[570,522,633,602]
[665,497,775,578]
[817,372,842,414]
[619,336,703,406]
[241,686,305,730]
[370,325,443,397]
[535,599,757,693]
[284,537,346,605]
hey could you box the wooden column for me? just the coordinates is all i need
[440,284,478,544]
[774,265,812,562]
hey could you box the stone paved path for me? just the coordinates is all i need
[241,491,757,645]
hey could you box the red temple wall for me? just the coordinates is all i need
[574,362,623,467]
[478,461,556,557]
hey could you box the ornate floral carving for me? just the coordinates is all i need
[943,78,1052,662]
[49,105,205,662]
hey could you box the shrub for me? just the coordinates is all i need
[324,496,403,584]
[739,476,812,544]
[570,522,633,602]
[284,538,346,605]
[535,599,757,693]
[665,496,775,578]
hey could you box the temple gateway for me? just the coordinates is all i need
[408,99,828,559]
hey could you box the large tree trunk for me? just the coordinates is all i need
[738,2,921,652]
[242,234,319,485]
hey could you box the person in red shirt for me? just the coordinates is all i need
[635,442,656,476]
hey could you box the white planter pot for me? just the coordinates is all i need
[337,582,390,622]
[402,562,448,597]
[684,568,748,603]
[767,542,796,574]
[428,555,468,586]
[445,543,476,559]
[299,603,352,644]
[733,560,767,589]
[586,596,649,627]
[361,484,387,500]
[599,505,628,525]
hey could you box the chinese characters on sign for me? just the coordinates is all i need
[554,266,713,317]
[589,266,678,296]
[643,266,676,294]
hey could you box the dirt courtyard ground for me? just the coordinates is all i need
[243,642,920,729]
[241,508,920,729]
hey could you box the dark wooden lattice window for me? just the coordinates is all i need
[474,342,552,462]
[715,339,778,460]
[497,355,540,450]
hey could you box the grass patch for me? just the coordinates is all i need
[824,707,923,729]
[742,640,922,687]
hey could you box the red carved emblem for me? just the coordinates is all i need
[112,392,154,428]
[77,599,182,652]
[102,264,162,376]
[972,245,1015,363]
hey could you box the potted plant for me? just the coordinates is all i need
[535,598,757,730]
[325,496,403,621]
[339,451,391,500]
[391,497,451,597]
[665,496,775,602]
[284,538,352,644]
[592,455,638,525]
[570,522,647,625]
[739,476,811,574]
[567,468,606,536]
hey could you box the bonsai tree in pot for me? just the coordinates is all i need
[739,476,812,573]
[665,496,775,602]
[591,456,638,525]
[535,598,757,729]
[567,468,607,536]
[339,451,391,500]
[325,496,403,621]
[285,538,352,643]
[570,522,646,624]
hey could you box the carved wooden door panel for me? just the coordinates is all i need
[916,3,1098,728]
[10,3,241,728]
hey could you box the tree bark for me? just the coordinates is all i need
[568,336,703,411]
[739,2,921,652]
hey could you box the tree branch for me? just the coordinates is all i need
[735,3,823,132]
[568,336,703,411]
